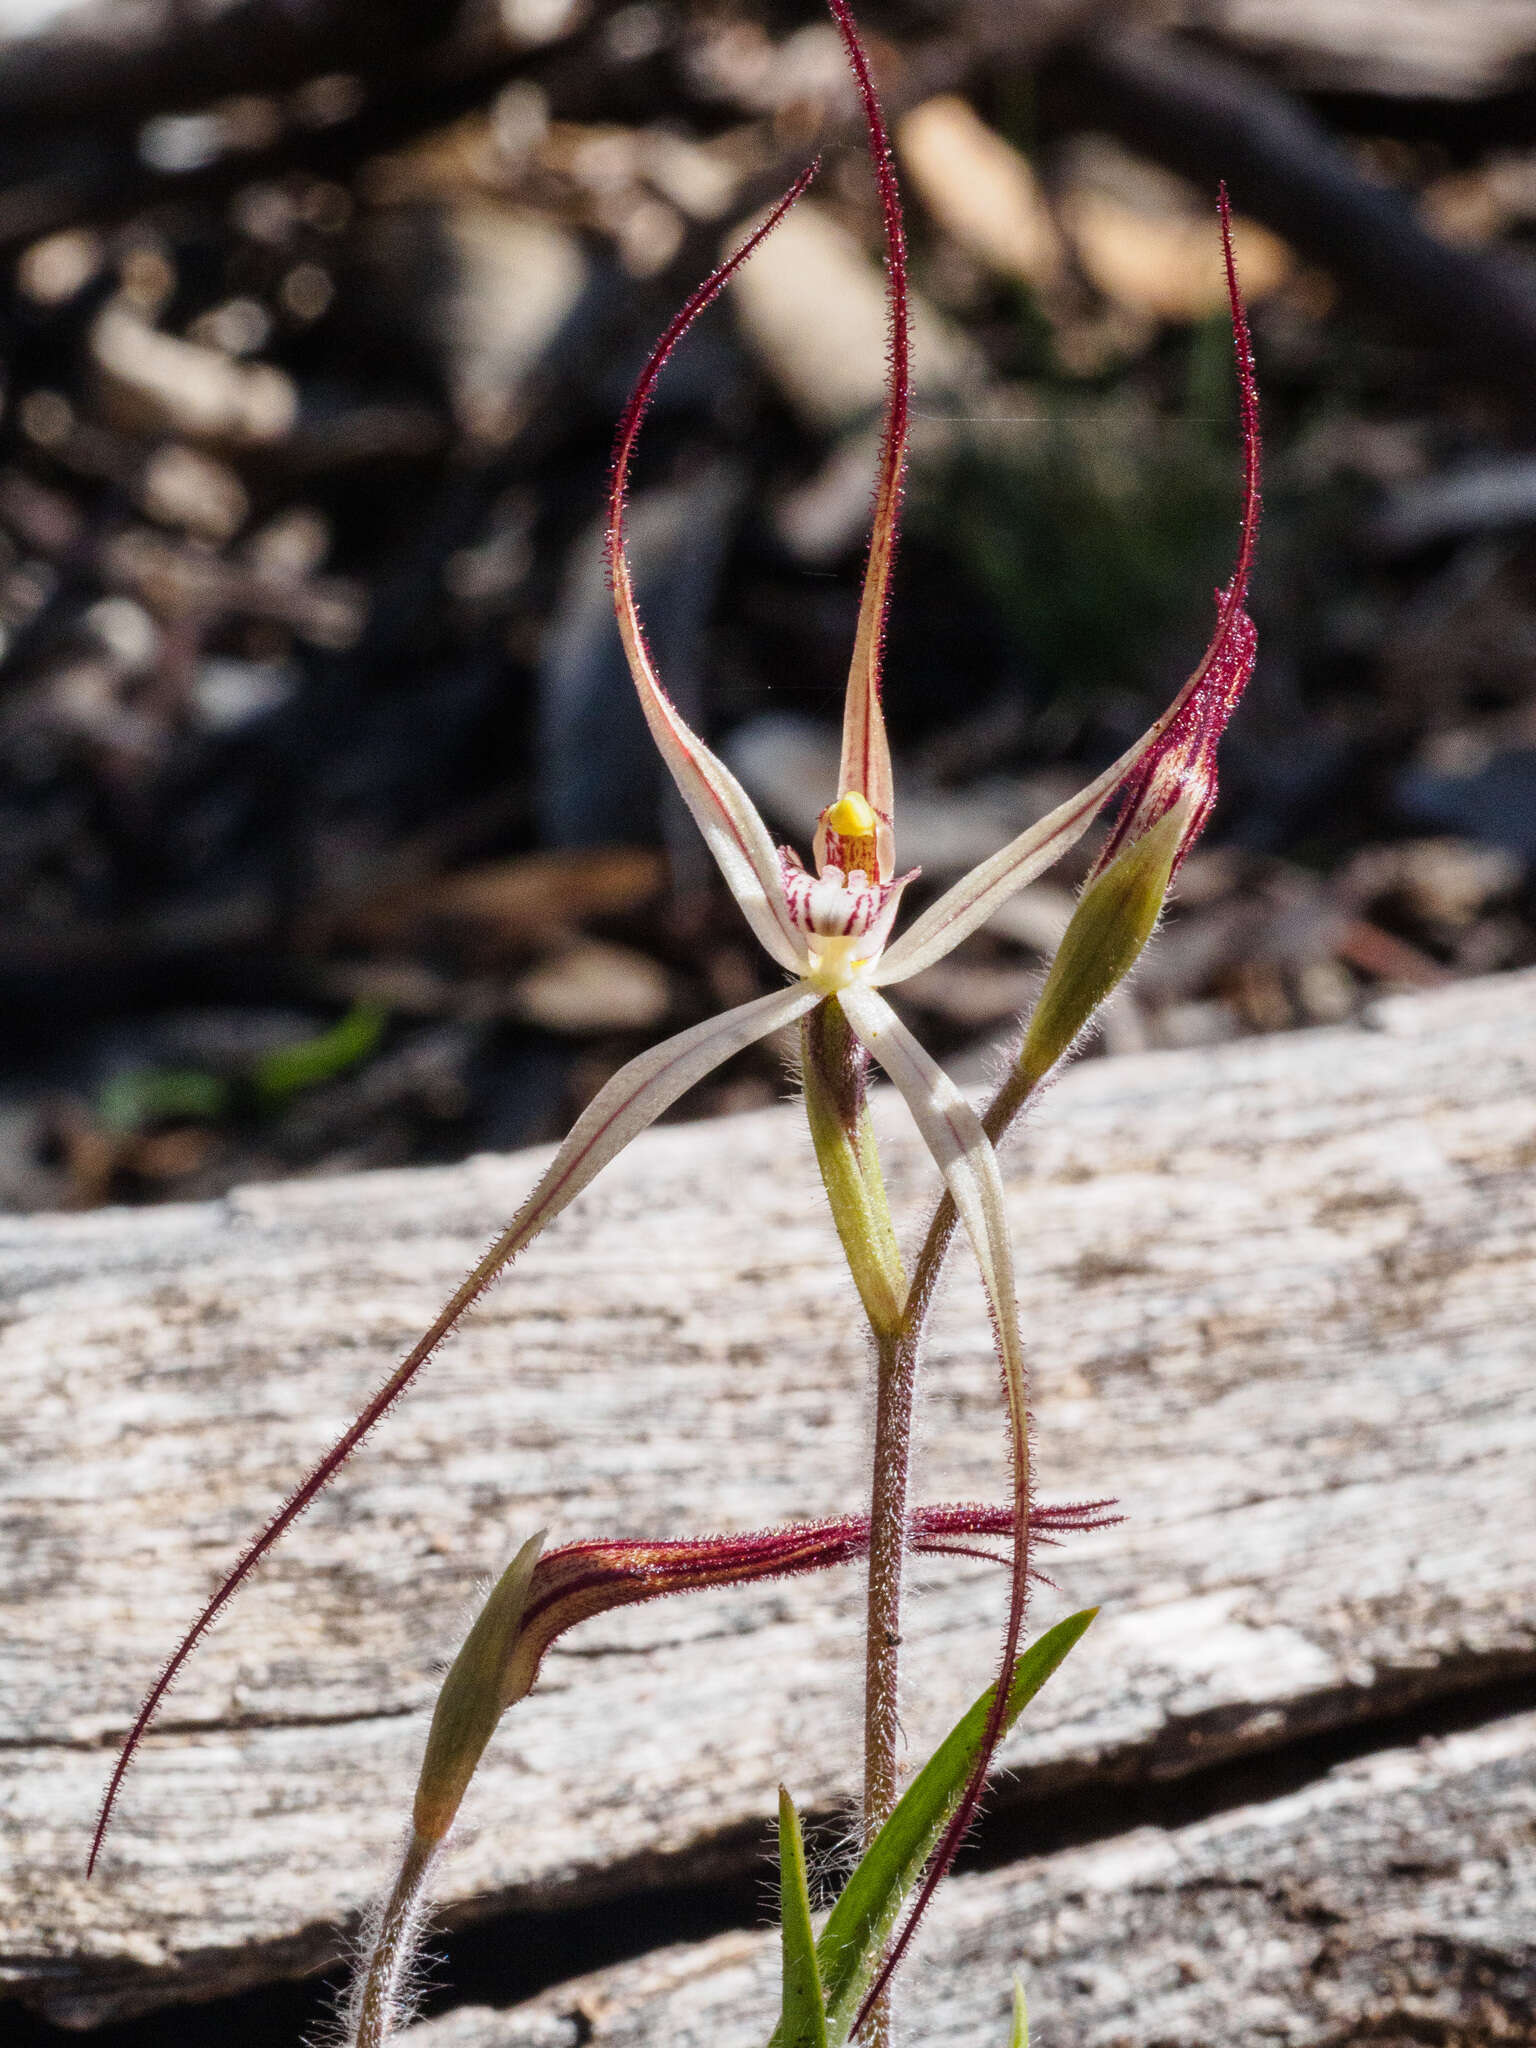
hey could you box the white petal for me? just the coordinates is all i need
[502,981,820,1252]
[836,984,1027,1462]
[611,559,810,974]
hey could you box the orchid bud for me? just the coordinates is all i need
[1086,602,1258,889]
[412,1500,1113,1850]
[412,1529,546,1846]
[1017,800,1187,1092]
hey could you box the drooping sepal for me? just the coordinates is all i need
[88,985,819,1871]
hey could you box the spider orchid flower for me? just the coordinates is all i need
[602,23,1257,2021]
[89,0,1257,1877]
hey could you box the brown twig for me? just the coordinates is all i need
[1052,27,1536,407]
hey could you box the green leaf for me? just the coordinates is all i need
[96,1067,229,1134]
[769,1608,1095,2047]
[251,1001,387,1105]
[777,1788,829,2048]
[1008,1976,1029,2048]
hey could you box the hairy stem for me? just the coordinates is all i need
[350,1831,437,2048]
[850,1067,1037,2037]
[802,998,912,2048]
[859,1060,1020,1831]
[862,1319,912,1847]
[799,1004,913,1817]
[804,1000,1039,2039]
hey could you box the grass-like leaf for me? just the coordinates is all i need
[777,1788,830,2048]
[252,1001,387,1104]
[1008,1976,1029,2048]
[768,1607,1095,2046]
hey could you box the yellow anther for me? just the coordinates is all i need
[826,791,877,838]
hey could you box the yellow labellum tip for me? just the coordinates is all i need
[826,791,877,837]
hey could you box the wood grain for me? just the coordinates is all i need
[3,972,1534,2025]
[415,1708,1536,2048]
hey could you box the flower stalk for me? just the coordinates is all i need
[348,1831,437,2048]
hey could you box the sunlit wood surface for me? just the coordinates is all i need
[3,972,1533,2028]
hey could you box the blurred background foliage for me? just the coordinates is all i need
[1,0,1535,1207]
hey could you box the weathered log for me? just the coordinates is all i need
[415,1706,1536,2047]
[2,971,1534,2026]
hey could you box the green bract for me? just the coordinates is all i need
[778,1790,831,2048]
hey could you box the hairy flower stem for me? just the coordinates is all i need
[350,1830,437,2048]
[851,1066,1040,2040]
[803,989,1044,2041]
[863,1319,910,1841]
[801,998,911,2048]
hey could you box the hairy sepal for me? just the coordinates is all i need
[609,170,820,972]
[826,0,904,873]
[89,984,818,1871]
